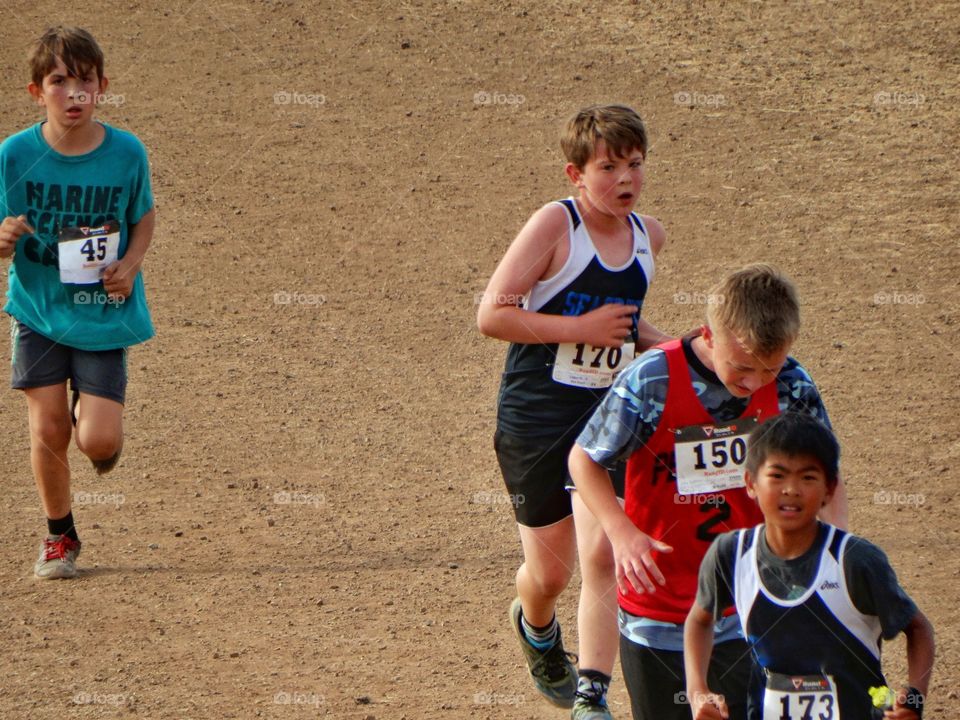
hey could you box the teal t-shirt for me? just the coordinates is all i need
[1,122,154,350]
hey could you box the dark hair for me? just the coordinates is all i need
[29,27,104,87]
[746,412,839,487]
[561,104,648,169]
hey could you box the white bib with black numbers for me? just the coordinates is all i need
[674,417,758,495]
[762,671,839,720]
[58,221,120,284]
[552,341,636,388]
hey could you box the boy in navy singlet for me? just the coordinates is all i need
[478,105,671,718]
[685,413,934,720]
[569,265,848,720]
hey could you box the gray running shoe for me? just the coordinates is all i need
[34,534,81,579]
[508,596,578,708]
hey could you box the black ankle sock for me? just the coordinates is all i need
[578,669,611,684]
[47,511,79,542]
[577,669,611,700]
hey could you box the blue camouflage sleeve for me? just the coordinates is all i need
[776,358,832,429]
[576,349,670,467]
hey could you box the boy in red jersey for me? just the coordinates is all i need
[569,264,847,720]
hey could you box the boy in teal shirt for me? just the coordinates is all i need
[0,26,156,578]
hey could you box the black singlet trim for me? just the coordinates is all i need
[558,198,581,230]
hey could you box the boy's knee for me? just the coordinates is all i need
[77,429,122,461]
[525,566,573,598]
[30,413,72,451]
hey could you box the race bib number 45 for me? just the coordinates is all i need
[58,220,120,285]
[763,672,838,720]
[674,417,758,495]
[552,342,635,389]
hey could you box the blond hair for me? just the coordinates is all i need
[560,104,647,169]
[706,264,800,354]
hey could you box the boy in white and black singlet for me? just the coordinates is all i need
[478,105,672,718]
[685,412,934,720]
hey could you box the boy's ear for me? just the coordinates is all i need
[744,469,758,499]
[99,75,109,94]
[564,162,584,188]
[27,82,43,104]
[821,480,837,507]
[701,324,714,347]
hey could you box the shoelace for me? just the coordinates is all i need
[574,678,609,705]
[534,644,578,681]
[43,536,76,561]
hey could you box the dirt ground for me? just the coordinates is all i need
[0,1,957,718]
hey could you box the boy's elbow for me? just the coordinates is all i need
[476,307,496,337]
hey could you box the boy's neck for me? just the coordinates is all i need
[763,522,820,560]
[41,119,105,156]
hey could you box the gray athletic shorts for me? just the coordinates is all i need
[9,318,127,404]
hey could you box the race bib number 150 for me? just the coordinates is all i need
[674,417,758,495]
[58,220,120,285]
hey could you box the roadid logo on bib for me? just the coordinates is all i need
[673,416,758,495]
[58,220,120,285]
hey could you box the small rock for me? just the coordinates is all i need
[267,517,276,527]
[355,696,372,705]
[447,562,459,569]
[400,39,411,49]
[148,543,159,550]
[174,531,183,537]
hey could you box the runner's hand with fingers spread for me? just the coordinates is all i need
[0,215,34,258]
[608,520,673,594]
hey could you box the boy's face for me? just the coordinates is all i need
[28,57,107,130]
[746,452,834,531]
[565,139,645,217]
[702,325,789,397]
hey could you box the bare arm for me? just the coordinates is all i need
[684,603,729,720]
[104,207,155,299]
[635,215,675,351]
[477,203,637,347]
[884,610,934,719]
[569,444,672,594]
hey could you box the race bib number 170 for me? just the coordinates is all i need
[58,220,120,285]
[552,342,635,389]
